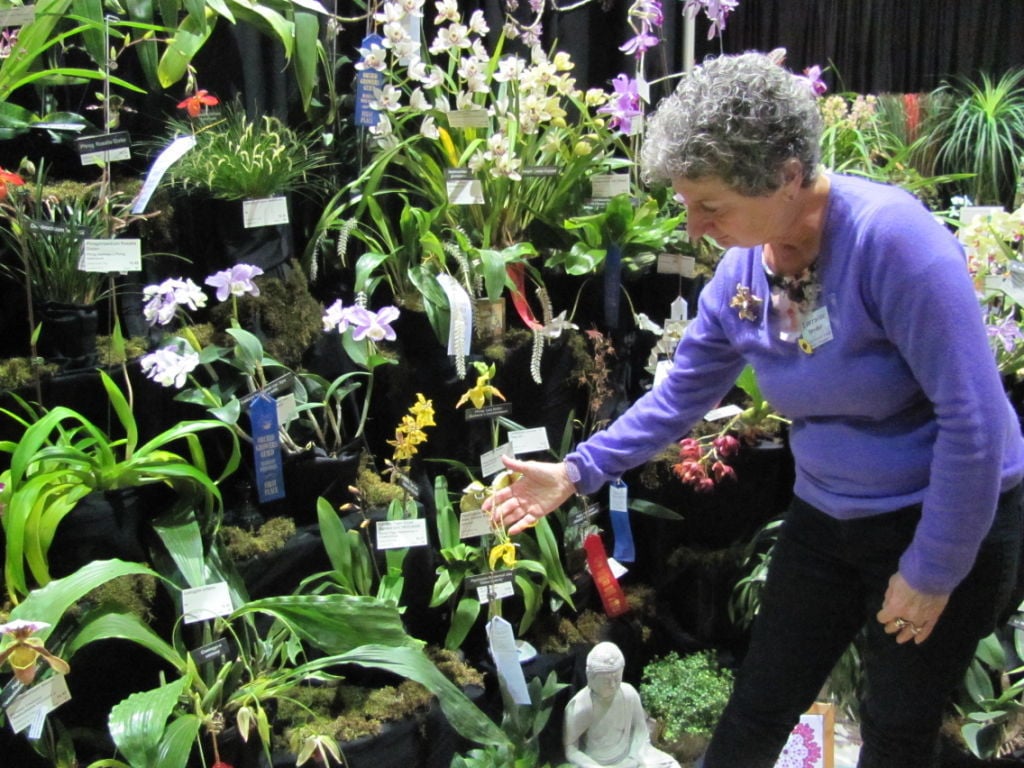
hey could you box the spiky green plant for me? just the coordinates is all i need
[927,68,1024,207]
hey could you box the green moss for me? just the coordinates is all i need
[278,679,434,751]
[0,357,58,390]
[355,455,403,507]
[84,574,158,620]
[219,517,297,561]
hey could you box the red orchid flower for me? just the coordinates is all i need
[0,167,25,201]
[177,89,219,119]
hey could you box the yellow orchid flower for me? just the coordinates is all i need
[488,542,517,570]
[455,364,506,409]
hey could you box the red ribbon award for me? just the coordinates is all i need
[584,533,630,618]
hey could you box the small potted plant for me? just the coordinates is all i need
[0,165,146,368]
[162,101,329,275]
[639,650,734,767]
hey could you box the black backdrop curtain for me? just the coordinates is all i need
[514,0,1024,97]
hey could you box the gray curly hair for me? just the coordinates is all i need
[640,52,822,195]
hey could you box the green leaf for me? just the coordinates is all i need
[232,593,416,654]
[293,11,320,111]
[157,713,203,768]
[108,678,189,768]
[157,11,214,88]
[66,611,185,672]
[444,595,481,650]
[338,644,508,748]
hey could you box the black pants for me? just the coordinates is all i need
[699,484,1024,768]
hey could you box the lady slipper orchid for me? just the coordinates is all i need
[0,619,71,685]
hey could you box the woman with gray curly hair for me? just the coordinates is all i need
[487,51,1024,767]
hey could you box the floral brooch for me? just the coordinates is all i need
[730,283,763,322]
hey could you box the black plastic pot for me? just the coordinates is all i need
[36,300,99,370]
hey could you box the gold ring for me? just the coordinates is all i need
[911,626,922,635]
[893,618,908,629]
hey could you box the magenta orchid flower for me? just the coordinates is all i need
[204,264,264,302]
[803,65,828,96]
[619,32,661,56]
[598,74,643,134]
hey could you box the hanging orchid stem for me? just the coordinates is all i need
[353,371,375,439]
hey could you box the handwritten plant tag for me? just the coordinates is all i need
[459,508,493,539]
[376,518,428,549]
[242,196,289,228]
[6,674,71,735]
[480,443,514,478]
[182,582,234,624]
[590,174,630,199]
[486,616,531,704]
[509,427,550,454]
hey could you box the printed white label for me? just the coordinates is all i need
[509,427,550,455]
[242,196,289,228]
[79,239,142,272]
[182,582,234,624]
[376,518,428,549]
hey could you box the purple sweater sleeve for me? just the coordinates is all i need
[565,277,747,495]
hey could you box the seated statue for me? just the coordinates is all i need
[564,642,680,768]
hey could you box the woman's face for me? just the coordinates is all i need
[673,175,793,249]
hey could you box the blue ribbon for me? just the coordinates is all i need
[249,394,285,503]
[609,480,634,563]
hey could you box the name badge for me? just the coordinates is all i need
[800,306,833,350]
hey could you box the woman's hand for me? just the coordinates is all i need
[484,455,576,534]
[875,571,949,644]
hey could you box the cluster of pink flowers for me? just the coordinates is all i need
[672,433,741,492]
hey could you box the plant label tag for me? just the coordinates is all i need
[658,252,696,277]
[800,306,833,350]
[606,557,628,579]
[76,131,131,165]
[704,403,744,421]
[6,674,70,734]
[480,443,514,478]
[653,359,673,389]
[446,109,489,129]
[0,5,36,26]
[0,678,25,711]
[182,582,234,624]
[486,617,531,704]
[242,196,289,228]
[275,392,297,428]
[464,402,513,421]
[459,508,493,539]
[79,239,142,273]
[376,518,428,549]
[636,73,651,103]
[467,571,515,604]
[509,427,549,455]
[190,637,232,665]
[447,178,484,205]
[670,296,689,321]
[590,174,630,199]
[521,166,559,177]
[133,135,196,213]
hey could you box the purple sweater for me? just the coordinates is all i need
[567,174,1024,594]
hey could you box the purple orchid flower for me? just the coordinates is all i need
[619,32,661,56]
[142,277,208,327]
[322,299,357,334]
[140,344,201,389]
[803,65,828,96]
[988,315,1024,353]
[347,305,401,342]
[683,0,739,39]
[204,264,264,302]
[598,74,644,134]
